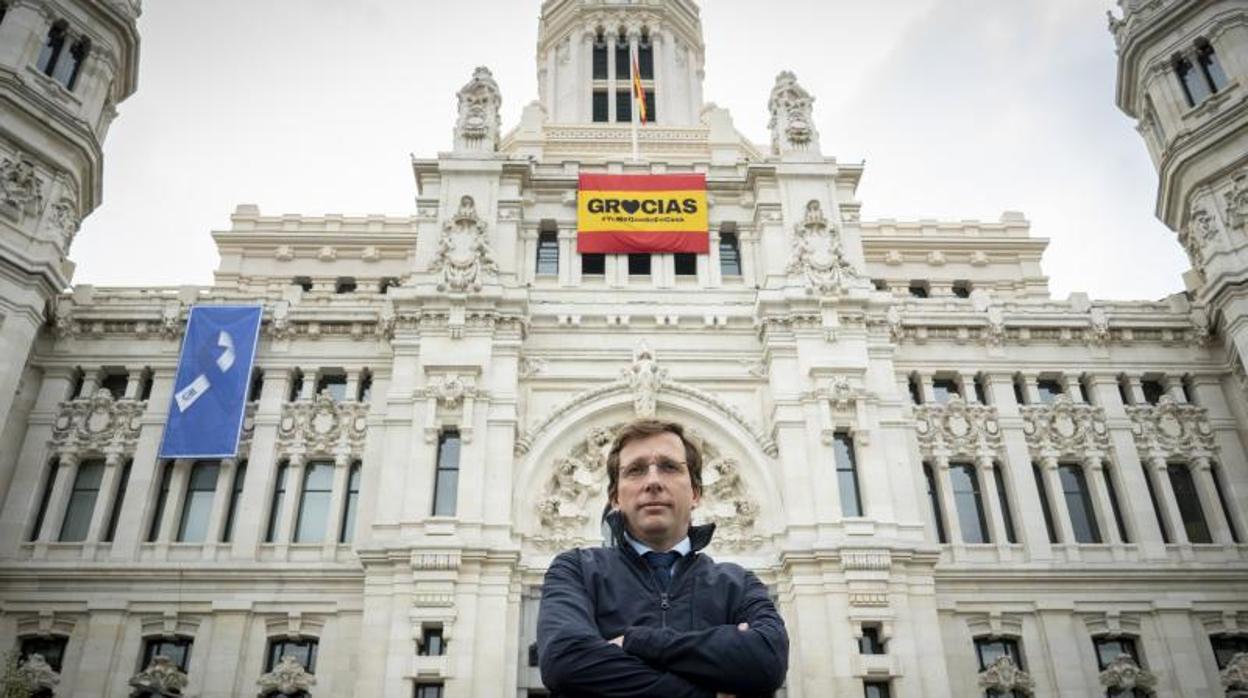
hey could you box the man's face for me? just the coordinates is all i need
[611,431,700,551]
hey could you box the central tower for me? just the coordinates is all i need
[536,0,706,126]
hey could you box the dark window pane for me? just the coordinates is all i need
[142,637,192,672]
[638,37,654,79]
[1013,379,1027,406]
[335,277,356,294]
[924,463,946,543]
[674,253,697,277]
[292,276,313,292]
[644,90,656,122]
[340,463,361,543]
[1211,634,1248,670]
[1104,464,1130,543]
[1033,464,1058,543]
[266,462,289,543]
[615,40,630,79]
[60,459,104,542]
[37,23,66,75]
[1141,380,1165,405]
[719,233,741,276]
[30,459,59,542]
[859,626,885,655]
[993,466,1017,544]
[951,464,990,543]
[975,637,1023,671]
[101,372,128,399]
[418,627,445,656]
[267,638,317,673]
[592,36,607,79]
[294,462,334,543]
[834,433,863,517]
[19,636,67,673]
[536,231,559,275]
[864,682,891,698]
[1197,42,1229,92]
[148,462,173,542]
[592,90,609,123]
[1059,464,1101,544]
[433,431,461,516]
[908,283,928,298]
[222,463,247,543]
[908,375,923,405]
[616,90,632,123]
[627,253,650,276]
[1143,464,1171,543]
[177,461,220,542]
[1167,463,1211,543]
[248,369,265,402]
[317,372,348,402]
[103,461,132,542]
[1036,380,1063,404]
[974,376,988,405]
[1176,55,1210,105]
[952,282,971,298]
[932,379,959,404]
[1093,637,1139,671]
[1211,462,1240,543]
[357,371,373,402]
[52,37,86,89]
[416,685,445,698]
[528,642,539,667]
[581,253,605,276]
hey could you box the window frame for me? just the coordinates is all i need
[950,463,991,544]
[536,230,559,276]
[176,460,221,543]
[59,458,105,542]
[1058,463,1102,544]
[1166,462,1212,544]
[140,635,193,673]
[19,635,68,673]
[265,636,318,674]
[718,231,742,277]
[293,461,335,544]
[833,432,863,517]
[432,430,461,517]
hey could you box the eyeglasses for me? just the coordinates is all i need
[620,458,688,480]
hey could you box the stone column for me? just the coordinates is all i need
[83,452,125,546]
[580,28,594,122]
[960,372,979,403]
[35,452,78,545]
[1041,455,1078,547]
[916,372,935,405]
[275,453,306,548]
[230,370,288,557]
[1062,373,1084,402]
[1191,456,1233,544]
[1020,372,1041,405]
[202,458,237,550]
[322,453,353,554]
[1162,375,1186,403]
[933,455,963,546]
[109,367,175,559]
[1083,455,1121,545]
[988,373,1053,558]
[1148,455,1188,545]
[977,455,1009,548]
[1123,373,1146,405]
[156,459,193,544]
[300,370,316,400]
[606,32,617,122]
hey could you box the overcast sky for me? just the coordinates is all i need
[71,0,1185,301]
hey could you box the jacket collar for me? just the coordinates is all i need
[605,509,716,553]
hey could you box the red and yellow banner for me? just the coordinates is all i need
[576,174,708,254]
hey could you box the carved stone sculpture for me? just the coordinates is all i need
[129,655,189,696]
[256,654,316,697]
[1223,651,1248,695]
[786,200,859,294]
[454,66,502,152]
[16,653,60,694]
[430,195,498,293]
[978,656,1035,695]
[48,197,80,249]
[0,157,44,221]
[1127,394,1216,456]
[622,342,667,418]
[52,388,144,454]
[1227,172,1248,232]
[278,392,370,457]
[768,71,820,156]
[914,395,1003,457]
[1098,654,1157,693]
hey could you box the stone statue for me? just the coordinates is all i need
[768,71,821,156]
[622,342,667,418]
[454,66,502,152]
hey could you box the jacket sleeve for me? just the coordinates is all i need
[537,550,717,698]
[622,567,789,695]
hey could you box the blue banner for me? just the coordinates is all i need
[159,305,263,459]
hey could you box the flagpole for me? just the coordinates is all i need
[630,41,641,162]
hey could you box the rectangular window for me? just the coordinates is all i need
[536,231,559,275]
[379,277,400,294]
[288,368,304,402]
[1036,379,1063,404]
[20,636,67,673]
[858,626,885,655]
[266,461,289,543]
[931,378,960,404]
[615,40,630,79]
[992,465,1017,544]
[177,461,220,542]
[616,90,632,123]
[1176,55,1211,106]
[924,463,946,543]
[416,685,445,698]
[248,368,264,403]
[1167,463,1211,543]
[833,433,863,517]
[335,276,357,294]
[147,461,173,542]
[1033,464,1058,543]
[908,282,929,298]
[638,37,654,79]
[1013,377,1027,406]
[102,459,131,542]
[1211,634,1248,670]
[266,637,317,673]
[1103,463,1130,543]
[222,462,247,543]
[52,37,86,89]
[674,253,697,277]
[100,370,128,400]
[627,253,651,276]
[59,459,104,542]
[952,281,972,298]
[1141,379,1165,405]
[908,374,923,405]
[1059,464,1102,544]
[864,682,891,698]
[418,626,446,656]
[592,90,609,123]
[1197,41,1229,92]
[975,636,1024,671]
[1093,636,1140,671]
[951,464,990,544]
[592,36,607,79]
[581,253,605,276]
[292,276,313,292]
[1211,462,1241,543]
[142,637,192,672]
[316,371,348,402]
[433,430,461,516]
[36,22,66,75]
[340,462,361,543]
[644,90,656,122]
[713,233,741,279]
[29,459,59,542]
[974,375,989,405]
[294,462,334,543]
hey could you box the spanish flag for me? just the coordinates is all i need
[632,46,648,125]
[577,174,708,254]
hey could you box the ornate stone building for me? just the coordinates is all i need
[0,0,1246,696]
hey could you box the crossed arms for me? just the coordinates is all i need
[537,551,789,697]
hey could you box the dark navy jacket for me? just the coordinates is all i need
[537,512,789,697]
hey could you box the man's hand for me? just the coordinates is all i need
[609,635,624,647]
[614,623,749,696]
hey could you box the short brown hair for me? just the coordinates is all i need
[606,418,703,506]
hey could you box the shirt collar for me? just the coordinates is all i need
[623,529,691,557]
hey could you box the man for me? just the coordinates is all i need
[537,418,789,697]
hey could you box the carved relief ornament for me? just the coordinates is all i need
[1126,394,1215,457]
[454,66,502,152]
[1098,654,1157,693]
[430,195,498,293]
[256,655,316,697]
[16,653,60,693]
[420,373,482,443]
[913,395,1002,457]
[785,200,861,294]
[767,71,820,155]
[0,156,44,221]
[1020,393,1109,457]
[1223,652,1248,695]
[129,655,189,696]
[1227,171,1248,232]
[978,656,1035,695]
[52,389,144,455]
[277,392,369,457]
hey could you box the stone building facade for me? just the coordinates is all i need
[1,0,1246,696]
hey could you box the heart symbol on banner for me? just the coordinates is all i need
[622,200,641,215]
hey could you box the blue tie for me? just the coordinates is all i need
[644,551,682,591]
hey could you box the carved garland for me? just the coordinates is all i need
[913,395,1002,458]
[51,389,144,456]
[1126,395,1215,458]
[1019,394,1110,458]
[276,393,369,458]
